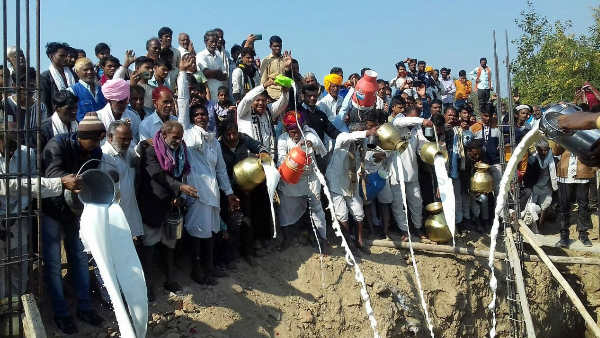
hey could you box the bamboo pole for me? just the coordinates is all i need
[368,240,600,266]
[518,221,600,337]
[505,227,536,337]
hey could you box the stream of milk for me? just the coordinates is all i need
[80,203,148,338]
[486,124,541,338]
[289,81,379,337]
[398,158,435,338]
[433,155,456,247]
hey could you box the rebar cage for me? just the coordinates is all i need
[0,0,42,336]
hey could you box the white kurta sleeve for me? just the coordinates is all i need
[268,90,289,121]
[177,71,191,130]
[304,132,327,157]
[231,68,243,96]
[215,146,233,196]
[237,85,265,119]
[114,66,129,80]
[333,130,368,150]
[393,116,424,128]
[0,177,63,199]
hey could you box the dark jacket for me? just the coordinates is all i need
[40,70,59,113]
[219,133,267,183]
[40,118,55,150]
[299,105,340,141]
[137,142,183,228]
[42,133,102,224]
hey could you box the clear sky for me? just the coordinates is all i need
[2,0,598,96]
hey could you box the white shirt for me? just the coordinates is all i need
[96,103,141,145]
[196,48,227,101]
[177,73,233,207]
[100,142,144,237]
[138,112,177,141]
[440,77,456,103]
[388,116,427,183]
[231,67,260,98]
[277,127,326,198]
[325,131,367,196]
[237,84,288,155]
[471,66,493,90]
[317,93,342,122]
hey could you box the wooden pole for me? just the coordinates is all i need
[518,221,600,337]
[505,227,536,337]
[368,240,600,266]
[21,294,46,338]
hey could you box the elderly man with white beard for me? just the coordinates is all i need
[100,121,144,239]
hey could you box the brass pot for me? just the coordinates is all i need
[424,202,452,243]
[233,154,271,191]
[470,162,493,194]
[377,122,408,153]
[419,142,448,165]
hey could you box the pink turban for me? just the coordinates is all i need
[102,78,130,101]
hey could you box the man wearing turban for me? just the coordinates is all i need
[318,74,343,122]
[97,78,142,144]
[276,111,328,251]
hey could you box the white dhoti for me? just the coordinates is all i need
[278,192,327,239]
[391,181,423,231]
[332,192,364,223]
[184,200,220,239]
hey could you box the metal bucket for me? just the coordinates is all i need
[64,159,118,214]
[540,103,600,155]
[78,169,117,205]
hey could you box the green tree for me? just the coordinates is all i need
[511,1,600,105]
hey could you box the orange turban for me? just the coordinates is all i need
[323,74,343,93]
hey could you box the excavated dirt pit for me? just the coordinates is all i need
[40,213,600,338]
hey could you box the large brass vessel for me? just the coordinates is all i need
[419,142,448,165]
[233,154,272,191]
[424,202,452,243]
[376,123,408,153]
[470,162,493,195]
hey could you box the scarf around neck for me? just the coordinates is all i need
[51,112,78,136]
[152,130,190,177]
[49,64,76,90]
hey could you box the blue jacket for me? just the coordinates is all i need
[72,81,106,122]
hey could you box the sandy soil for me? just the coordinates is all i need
[39,211,600,338]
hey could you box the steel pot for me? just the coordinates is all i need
[539,103,600,156]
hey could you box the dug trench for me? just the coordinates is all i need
[41,213,600,338]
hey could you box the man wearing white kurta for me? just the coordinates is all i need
[237,80,288,156]
[326,126,377,249]
[100,121,143,238]
[196,31,228,102]
[388,115,433,238]
[97,78,140,145]
[277,124,327,247]
[177,66,238,285]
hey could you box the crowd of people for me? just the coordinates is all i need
[0,26,597,335]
